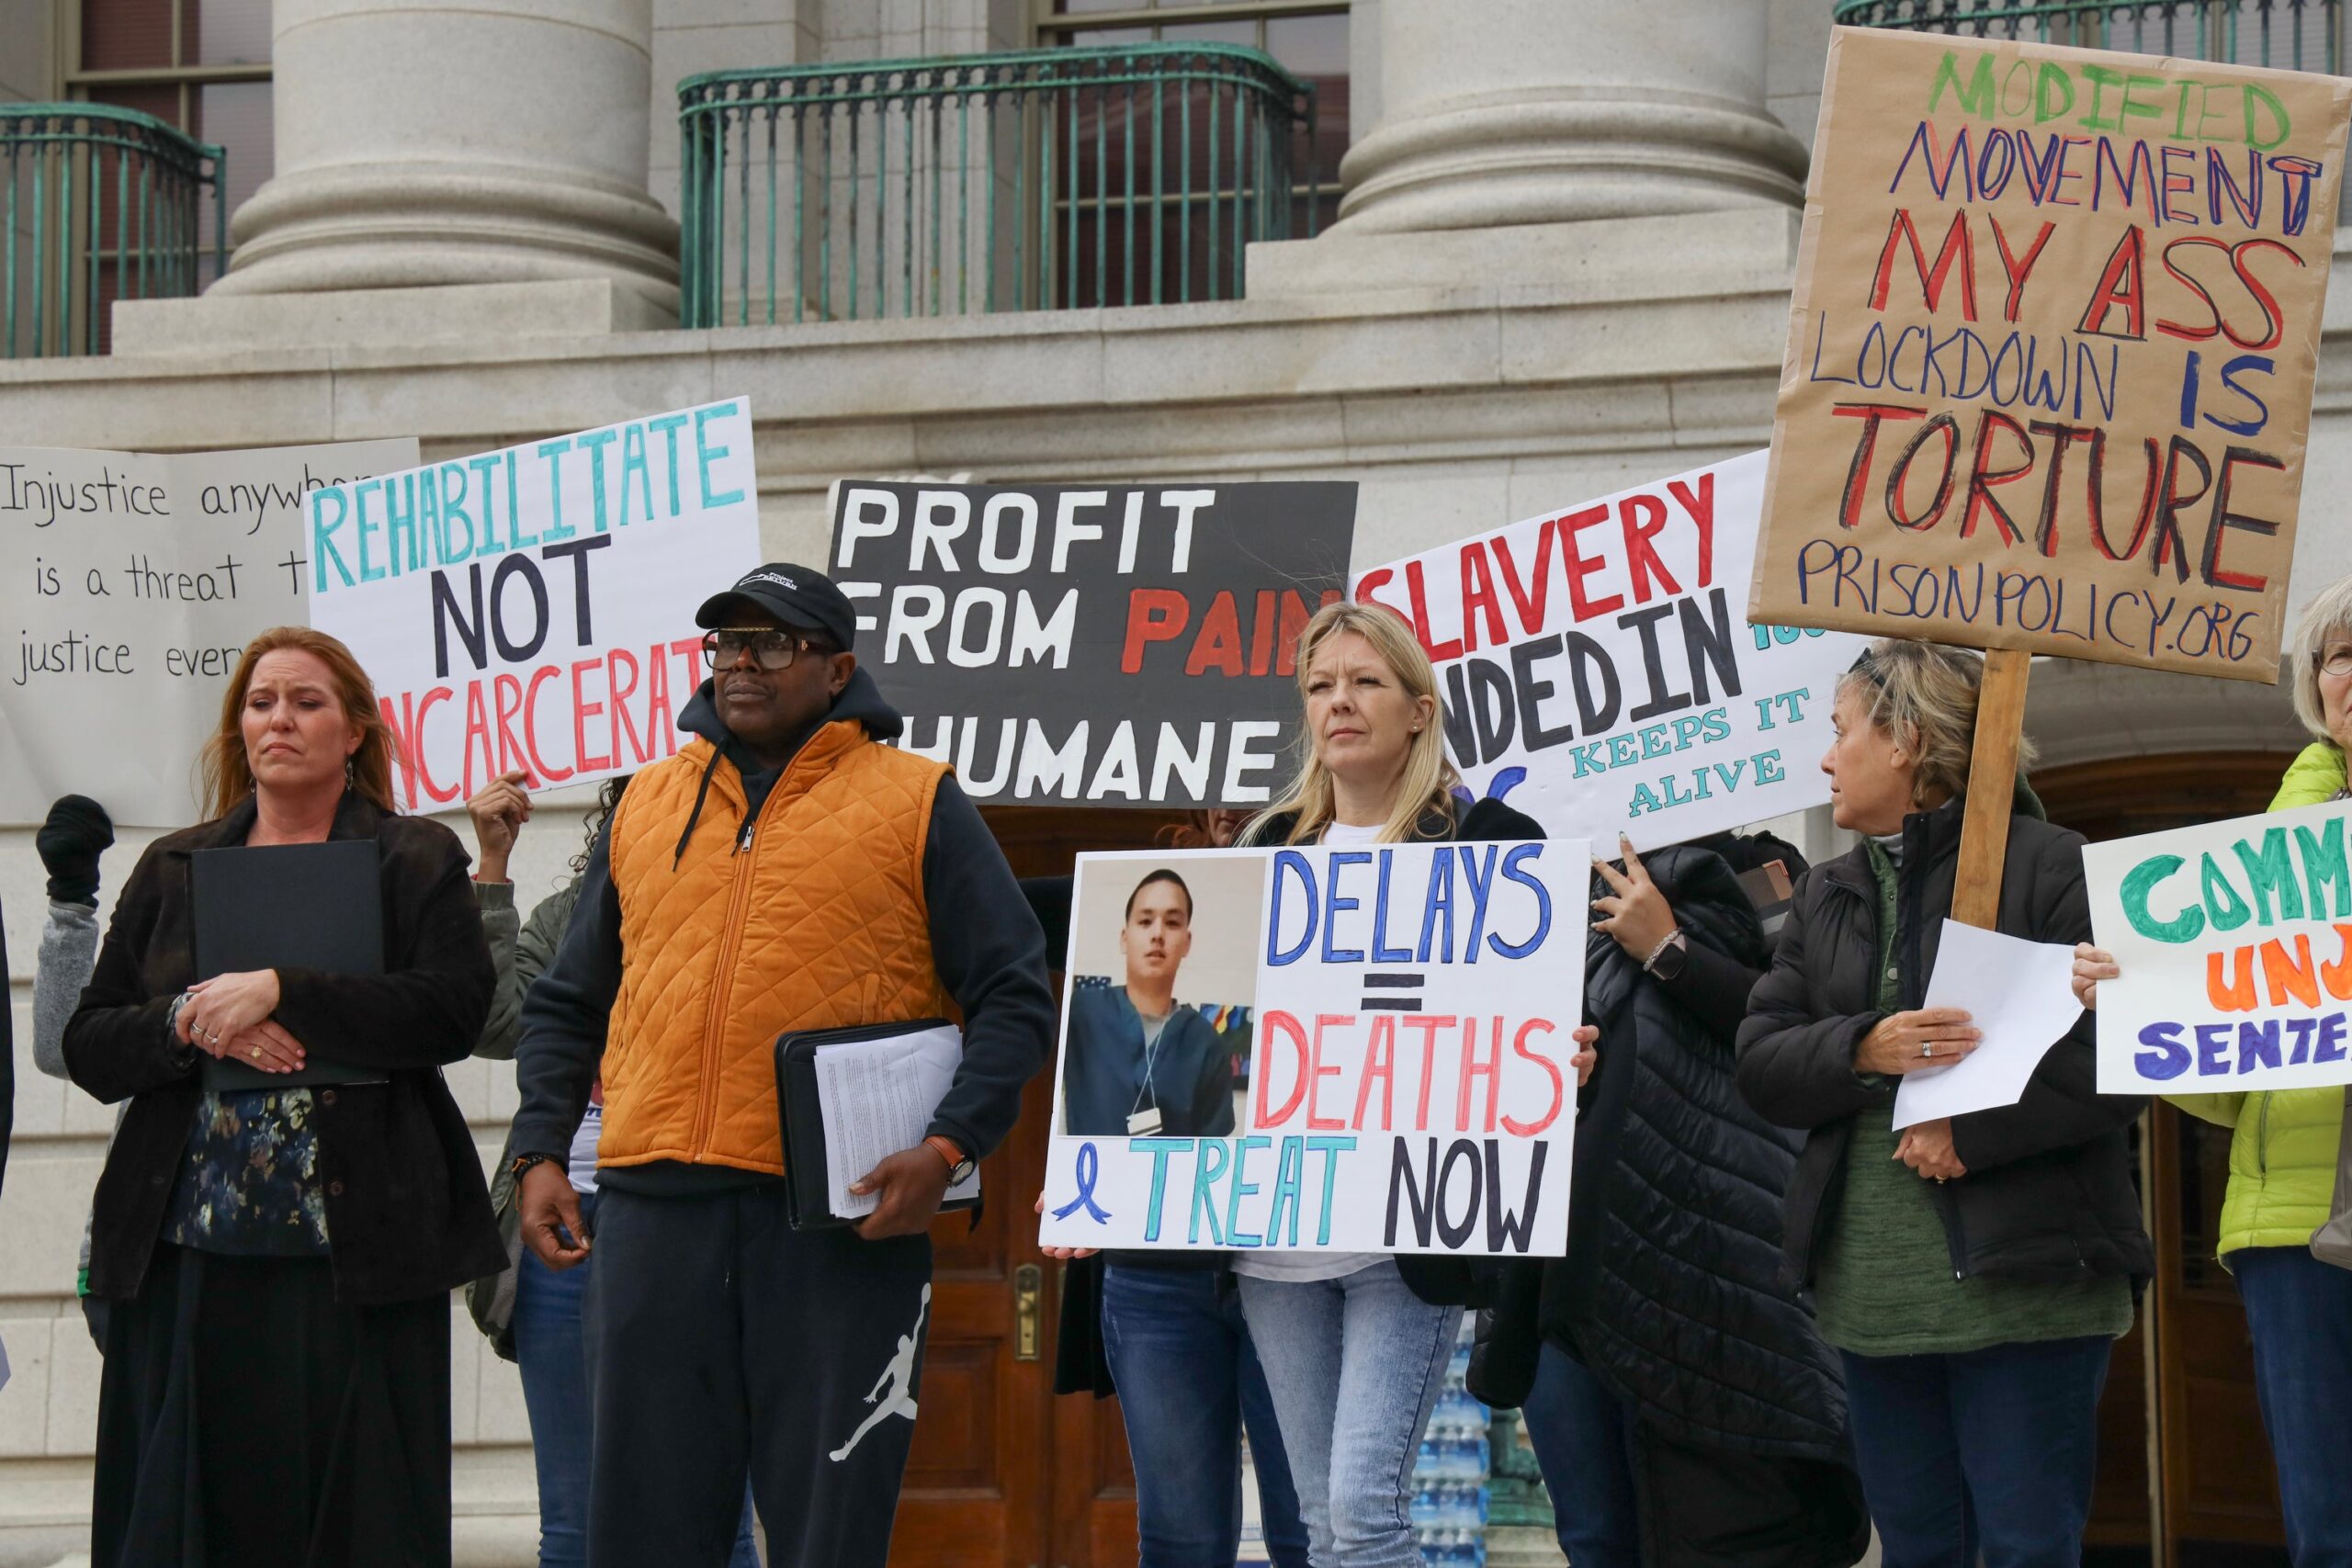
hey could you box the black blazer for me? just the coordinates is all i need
[1736,790,2154,1293]
[1245,794,1548,1310]
[65,790,504,1305]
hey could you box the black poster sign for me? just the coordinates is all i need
[830,481,1357,807]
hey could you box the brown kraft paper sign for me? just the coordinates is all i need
[1751,27,2351,682]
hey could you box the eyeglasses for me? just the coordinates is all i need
[2323,645,2352,679]
[700,627,827,671]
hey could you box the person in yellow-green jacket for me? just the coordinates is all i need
[2075,576,2352,1568]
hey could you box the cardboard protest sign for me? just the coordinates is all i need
[1356,452,1866,847]
[2086,797,2352,1092]
[830,481,1355,807]
[307,399,761,809]
[0,437,420,825]
[1752,27,2351,682]
[1037,839,1584,1258]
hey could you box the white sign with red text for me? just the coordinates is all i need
[1353,452,1863,847]
[306,399,761,808]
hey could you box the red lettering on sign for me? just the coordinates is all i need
[1122,588,1190,672]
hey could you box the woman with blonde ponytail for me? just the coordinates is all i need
[1234,601,1597,1568]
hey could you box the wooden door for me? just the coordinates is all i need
[2036,751,2299,1565]
[889,1060,1058,1567]
[888,807,1188,1568]
[2148,1100,2289,1555]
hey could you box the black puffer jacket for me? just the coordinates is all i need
[1478,846,1850,1461]
[1736,788,2154,1293]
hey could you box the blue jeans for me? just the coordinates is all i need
[1236,1262,1461,1568]
[1100,1264,1310,1568]
[1518,1340,1639,1568]
[514,1190,759,1568]
[2235,1245,2352,1567]
[1839,1336,2111,1568]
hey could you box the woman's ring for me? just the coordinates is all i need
[250,1046,262,1061]
[1920,1042,1933,1058]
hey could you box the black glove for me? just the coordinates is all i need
[37,794,112,907]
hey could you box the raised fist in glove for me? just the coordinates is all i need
[37,795,112,907]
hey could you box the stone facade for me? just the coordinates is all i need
[0,1,2338,1562]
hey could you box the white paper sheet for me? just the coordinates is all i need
[813,1024,979,1219]
[1892,919,2083,1132]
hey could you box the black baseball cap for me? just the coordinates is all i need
[695,562,858,650]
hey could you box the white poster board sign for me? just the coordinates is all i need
[2086,798,2352,1093]
[0,437,421,825]
[1354,453,1864,845]
[1037,839,1585,1258]
[307,398,763,809]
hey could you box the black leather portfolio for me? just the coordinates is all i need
[192,840,390,1090]
[774,1019,978,1230]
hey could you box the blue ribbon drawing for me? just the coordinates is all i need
[1051,1141,1112,1224]
[1450,766,1528,807]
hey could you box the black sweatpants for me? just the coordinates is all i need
[583,1185,933,1568]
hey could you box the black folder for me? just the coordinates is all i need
[192,840,389,1090]
[774,1019,979,1230]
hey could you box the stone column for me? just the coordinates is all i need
[208,0,677,314]
[1331,0,1807,234]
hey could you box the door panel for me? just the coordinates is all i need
[894,806,1188,1567]
[890,1067,1057,1566]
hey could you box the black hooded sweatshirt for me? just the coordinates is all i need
[509,669,1056,1194]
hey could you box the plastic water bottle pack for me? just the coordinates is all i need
[1412,1317,1490,1568]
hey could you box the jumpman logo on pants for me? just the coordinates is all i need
[830,1282,930,1462]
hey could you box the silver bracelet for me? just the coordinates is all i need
[1639,929,1682,973]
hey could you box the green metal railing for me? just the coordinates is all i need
[1833,0,2343,71]
[0,104,225,358]
[678,43,1317,329]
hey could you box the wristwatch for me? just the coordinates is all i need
[1644,930,1690,982]
[923,1134,976,1185]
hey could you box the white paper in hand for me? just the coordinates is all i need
[1892,919,2082,1132]
[813,1024,979,1219]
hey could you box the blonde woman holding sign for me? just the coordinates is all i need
[1737,639,2149,1568]
[1234,601,1596,1568]
[2074,577,2352,1568]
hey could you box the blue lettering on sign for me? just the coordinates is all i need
[2138,1011,2352,1080]
[1134,1135,1361,1249]
[1262,845,1557,968]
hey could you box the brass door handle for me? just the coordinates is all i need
[1013,1263,1043,1361]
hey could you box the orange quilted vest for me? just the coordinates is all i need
[599,720,956,1176]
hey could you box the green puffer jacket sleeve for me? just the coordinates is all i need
[2166,742,2346,1258]
[2270,742,2347,811]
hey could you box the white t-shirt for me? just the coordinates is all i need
[567,1102,603,1195]
[1232,818,1385,1285]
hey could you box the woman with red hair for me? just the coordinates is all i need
[65,626,503,1567]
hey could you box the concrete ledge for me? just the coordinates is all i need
[111,278,676,358]
[1246,207,1802,300]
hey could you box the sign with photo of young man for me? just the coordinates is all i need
[1039,838,1586,1259]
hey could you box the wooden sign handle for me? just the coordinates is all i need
[1950,649,2031,932]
